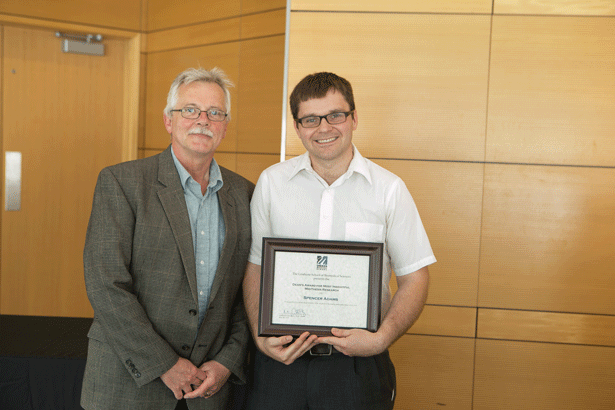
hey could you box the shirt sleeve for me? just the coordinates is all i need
[385,178,436,276]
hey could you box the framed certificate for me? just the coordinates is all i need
[258,237,383,337]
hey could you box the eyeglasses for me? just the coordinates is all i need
[170,107,228,122]
[296,111,353,128]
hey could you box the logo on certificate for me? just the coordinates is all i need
[316,255,328,270]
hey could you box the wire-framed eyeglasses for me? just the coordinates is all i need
[170,107,228,122]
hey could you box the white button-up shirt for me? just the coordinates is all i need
[249,146,435,314]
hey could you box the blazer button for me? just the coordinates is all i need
[182,345,190,351]
[189,309,197,316]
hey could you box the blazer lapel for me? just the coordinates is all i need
[208,182,238,305]
[156,147,198,303]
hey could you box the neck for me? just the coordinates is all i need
[310,149,354,186]
[173,147,213,192]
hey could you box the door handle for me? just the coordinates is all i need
[5,151,22,211]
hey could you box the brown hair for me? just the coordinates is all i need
[289,72,355,121]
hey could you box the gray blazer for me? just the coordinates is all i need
[81,146,254,410]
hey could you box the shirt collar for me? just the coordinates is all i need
[289,145,372,186]
[171,147,223,192]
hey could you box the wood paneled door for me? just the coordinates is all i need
[1,24,136,317]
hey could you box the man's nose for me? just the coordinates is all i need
[317,117,333,130]
[196,111,210,125]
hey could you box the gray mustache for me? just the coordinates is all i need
[188,128,214,137]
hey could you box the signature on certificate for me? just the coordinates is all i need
[281,308,306,318]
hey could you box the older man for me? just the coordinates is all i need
[81,67,254,410]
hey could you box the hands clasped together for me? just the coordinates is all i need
[256,328,387,365]
[160,357,230,400]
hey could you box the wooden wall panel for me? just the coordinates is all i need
[0,0,142,30]
[390,335,475,410]
[139,53,147,148]
[242,0,286,15]
[487,16,615,166]
[291,0,492,14]
[284,4,615,410]
[145,43,241,151]
[147,0,240,31]
[212,152,238,173]
[146,18,241,53]
[235,154,280,184]
[494,0,615,16]
[409,306,477,338]
[240,9,286,38]
[237,36,285,154]
[390,276,477,339]
[376,160,483,307]
[286,13,491,162]
[122,32,142,162]
[479,164,615,315]
[474,339,615,410]
[478,309,615,347]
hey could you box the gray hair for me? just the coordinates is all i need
[163,67,234,121]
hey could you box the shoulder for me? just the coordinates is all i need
[258,155,301,183]
[95,159,155,196]
[100,151,162,181]
[362,157,405,187]
[93,150,173,202]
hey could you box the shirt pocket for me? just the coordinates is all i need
[345,222,384,242]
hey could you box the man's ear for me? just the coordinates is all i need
[163,113,173,134]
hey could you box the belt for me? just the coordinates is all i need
[307,344,341,357]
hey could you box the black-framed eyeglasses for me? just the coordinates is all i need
[170,107,228,122]
[296,111,353,128]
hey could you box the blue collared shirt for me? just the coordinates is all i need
[171,149,225,329]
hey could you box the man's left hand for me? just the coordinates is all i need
[316,328,386,357]
[183,360,230,399]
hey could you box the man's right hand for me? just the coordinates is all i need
[160,357,208,399]
[244,263,317,365]
[256,331,318,365]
